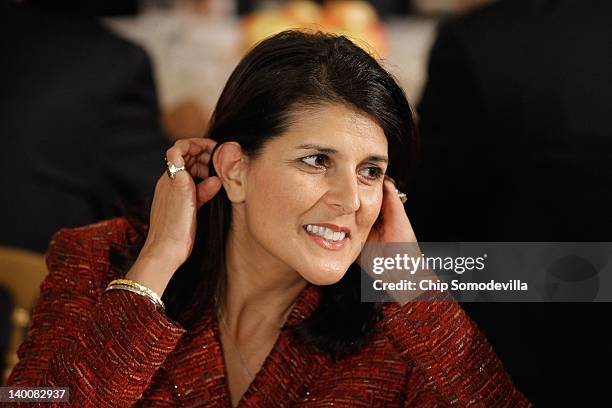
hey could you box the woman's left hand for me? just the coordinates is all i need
[365,176,417,244]
[359,176,438,305]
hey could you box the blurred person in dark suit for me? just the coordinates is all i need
[408,0,612,406]
[0,0,171,253]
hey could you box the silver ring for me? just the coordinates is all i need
[165,157,185,180]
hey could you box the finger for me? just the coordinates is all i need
[185,151,211,169]
[367,180,397,237]
[186,155,196,168]
[179,137,217,157]
[381,178,405,214]
[187,161,210,179]
[166,138,217,166]
[382,178,417,241]
[193,137,217,153]
[166,141,213,182]
[173,146,212,179]
[184,147,211,178]
[185,152,211,172]
[164,147,191,183]
[196,176,223,209]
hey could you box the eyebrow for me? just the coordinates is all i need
[295,143,389,164]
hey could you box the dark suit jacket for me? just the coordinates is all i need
[409,0,612,406]
[0,4,170,253]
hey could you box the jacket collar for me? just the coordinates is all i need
[164,283,328,407]
[187,282,322,336]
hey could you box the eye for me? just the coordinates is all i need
[360,166,385,181]
[301,154,330,169]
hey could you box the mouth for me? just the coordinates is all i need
[302,224,351,251]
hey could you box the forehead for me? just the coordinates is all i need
[273,103,388,153]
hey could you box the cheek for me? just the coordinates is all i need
[247,168,320,230]
[359,189,384,228]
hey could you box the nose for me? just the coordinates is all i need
[325,170,361,214]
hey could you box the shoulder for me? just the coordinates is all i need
[44,217,139,294]
[423,1,534,96]
[5,6,149,65]
[435,0,539,53]
[94,21,153,77]
[444,0,529,32]
[48,217,133,254]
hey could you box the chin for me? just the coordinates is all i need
[298,265,349,286]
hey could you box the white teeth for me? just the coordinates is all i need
[304,225,347,242]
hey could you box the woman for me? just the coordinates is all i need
[7,30,531,407]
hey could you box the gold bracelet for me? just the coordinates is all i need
[107,284,166,313]
[106,278,166,314]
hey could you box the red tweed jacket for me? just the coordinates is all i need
[7,218,531,407]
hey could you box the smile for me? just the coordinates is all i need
[302,224,350,251]
[304,224,347,241]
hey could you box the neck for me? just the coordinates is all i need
[220,228,308,341]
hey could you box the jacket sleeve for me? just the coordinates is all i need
[380,290,532,407]
[5,227,186,407]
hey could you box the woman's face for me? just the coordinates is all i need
[241,103,388,285]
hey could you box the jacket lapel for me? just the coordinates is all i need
[166,284,329,407]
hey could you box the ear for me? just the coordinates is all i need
[212,141,248,203]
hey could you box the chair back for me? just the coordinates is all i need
[0,246,47,385]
